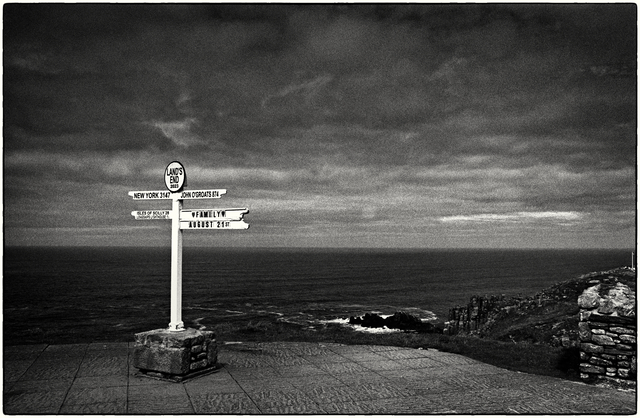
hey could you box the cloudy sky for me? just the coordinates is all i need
[4,4,636,248]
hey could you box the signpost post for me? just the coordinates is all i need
[129,162,250,381]
[169,194,183,331]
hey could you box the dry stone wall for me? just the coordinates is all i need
[578,277,636,388]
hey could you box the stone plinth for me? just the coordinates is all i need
[133,328,218,382]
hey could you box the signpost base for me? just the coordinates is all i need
[133,328,218,382]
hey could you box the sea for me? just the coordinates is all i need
[3,247,632,346]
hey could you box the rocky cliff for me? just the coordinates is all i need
[445,267,636,348]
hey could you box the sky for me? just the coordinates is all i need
[3,3,637,249]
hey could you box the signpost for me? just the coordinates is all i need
[129,162,249,331]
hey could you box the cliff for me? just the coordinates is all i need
[445,267,636,348]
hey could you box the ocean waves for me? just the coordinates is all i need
[3,247,630,345]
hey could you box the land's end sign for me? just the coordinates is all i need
[165,161,186,193]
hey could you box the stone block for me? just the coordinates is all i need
[603,348,630,355]
[602,354,617,360]
[597,300,616,315]
[589,357,612,367]
[578,322,592,341]
[578,285,600,309]
[133,328,217,380]
[590,314,635,325]
[190,359,208,371]
[591,329,605,335]
[133,345,191,375]
[615,343,633,351]
[207,340,218,365]
[591,334,615,346]
[610,327,635,335]
[580,363,604,374]
[581,343,604,353]
[580,351,590,361]
[619,334,636,344]
[135,328,209,348]
[618,361,631,368]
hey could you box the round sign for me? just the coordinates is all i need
[164,161,186,193]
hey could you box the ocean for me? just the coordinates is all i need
[3,247,632,345]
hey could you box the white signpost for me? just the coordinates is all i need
[129,162,249,331]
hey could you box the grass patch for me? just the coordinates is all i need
[211,319,581,381]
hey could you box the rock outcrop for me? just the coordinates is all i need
[349,311,441,333]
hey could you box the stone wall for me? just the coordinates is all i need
[578,279,636,388]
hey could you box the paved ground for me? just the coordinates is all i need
[3,341,637,414]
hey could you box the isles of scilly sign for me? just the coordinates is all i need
[128,161,249,331]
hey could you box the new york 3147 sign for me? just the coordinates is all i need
[128,162,250,331]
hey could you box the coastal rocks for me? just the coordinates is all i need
[444,295,507,335]
[385,311,425,330]
[350,313,387,328]
[577,275,636,389]
[348,312,441,333]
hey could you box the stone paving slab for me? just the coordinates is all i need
[3,340,637,414]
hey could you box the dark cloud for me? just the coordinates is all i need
[3,4,635,248]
